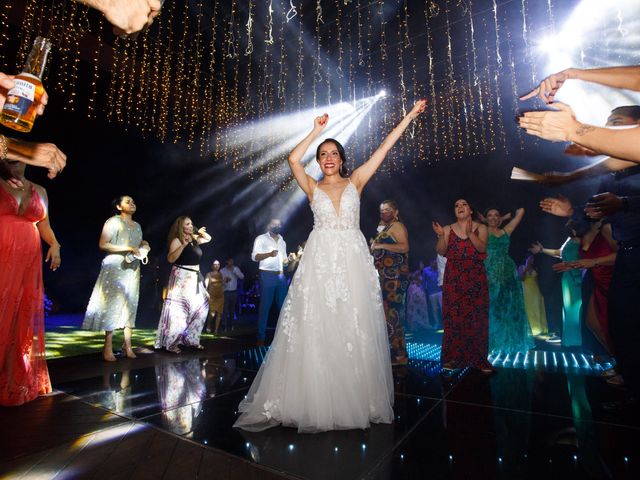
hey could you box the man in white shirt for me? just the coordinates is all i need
[220,257,245,331]
[252,218,288,346]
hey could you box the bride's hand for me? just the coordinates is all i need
[313,113,329,132]
[409,99,427,119]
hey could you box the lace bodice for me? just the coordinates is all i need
[311,181,359,231]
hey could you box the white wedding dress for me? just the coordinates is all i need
[234,181,394,433]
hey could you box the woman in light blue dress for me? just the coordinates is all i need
[530,220,584,348]
[83,196,150,361]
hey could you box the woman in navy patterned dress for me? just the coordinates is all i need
[432,199,494,373]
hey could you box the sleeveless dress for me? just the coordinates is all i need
[155,242,209,351]
[373,223,410,363]
[234,181,394,433]
[579,232,615,351]
[441,230,492,370]
[0,185,52,406]
[521,269,548,336]
[485,232,534,355]
[560,238,582,347]
[82,216,143,331]
[206,272,225,318]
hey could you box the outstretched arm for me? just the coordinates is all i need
[287,114,327,199]
[529,241,561,259]
[75,0,162,35]
[541,156,636,185]
[519,102,640,164]
[520,66,640,104]
[503,208,524,235]
[351,99,427,192]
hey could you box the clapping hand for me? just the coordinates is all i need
[539,195,574,217]
[464,218,473,236]
[431,221,444,237]
[529,241,543,255]
[518,102,579,142]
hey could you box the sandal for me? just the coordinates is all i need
[167,347,181,354]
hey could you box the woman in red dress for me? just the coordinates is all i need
[0,159,61,406]
[554,220,617,354]
[432,199,494,373]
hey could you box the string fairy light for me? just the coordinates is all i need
[334,0,344,104]
[276,0,288,106]
[296,0,304,112]
[87,13,102,119]
[506,31,523,150]
[423,2,440,159]
[0,1,13,65]
[265,0,275,45]
[0,0,589,174]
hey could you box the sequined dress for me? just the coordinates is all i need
[485,232,534,354]
[83,216,143,331]
[234,181,394,433]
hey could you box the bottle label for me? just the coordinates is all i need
[2,79,35,115]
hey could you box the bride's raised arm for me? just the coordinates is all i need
[351,99,427,192]
[288,114,329,199]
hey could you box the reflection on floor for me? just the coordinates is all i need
[1,339,638,479]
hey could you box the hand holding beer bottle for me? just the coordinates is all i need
[0,37,51,132]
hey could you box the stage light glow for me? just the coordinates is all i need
[537,0,640,129]
[189,95,384,230]
[377,89,386,98]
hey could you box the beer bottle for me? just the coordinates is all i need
[0,37,52,132]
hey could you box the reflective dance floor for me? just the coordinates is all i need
[1,336,639,479]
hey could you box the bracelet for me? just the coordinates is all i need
[0,134,8,161]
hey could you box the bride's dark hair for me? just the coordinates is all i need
[316,138,349,178]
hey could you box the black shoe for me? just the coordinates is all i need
[602,397,638,413]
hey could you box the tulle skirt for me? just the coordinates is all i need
[234,227,394,433]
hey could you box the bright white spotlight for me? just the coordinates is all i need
[377,89,386,98]
[535,35,557,54]
[538,0,640,126]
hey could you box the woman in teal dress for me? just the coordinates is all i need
[484,208,534,355]
[530,221,583,347]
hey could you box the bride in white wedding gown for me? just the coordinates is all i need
[234,99,427,433]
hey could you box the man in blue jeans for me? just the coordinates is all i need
[252,218,289,346]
